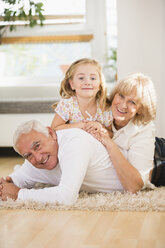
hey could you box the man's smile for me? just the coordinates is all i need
[41,155,49,165]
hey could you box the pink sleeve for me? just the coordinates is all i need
[55,98,70,122]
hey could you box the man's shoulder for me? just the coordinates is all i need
[56,128,102,150]
[57,128,91,140]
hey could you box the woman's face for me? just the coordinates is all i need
[111,91,140,129]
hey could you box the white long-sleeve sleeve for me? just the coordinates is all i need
[10,159,61,188]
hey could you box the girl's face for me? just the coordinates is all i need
[111,91,141,129]
[69,63,101,99]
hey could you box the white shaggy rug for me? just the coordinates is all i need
[0,187,165,211]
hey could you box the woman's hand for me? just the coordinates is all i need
[83,121,112,146]
[98,127,112,146]
[83,121,103,142]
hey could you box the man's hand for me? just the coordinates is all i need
[0,178,20,201]
[0,176,13,184]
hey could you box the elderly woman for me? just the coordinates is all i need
[85,72,157,193]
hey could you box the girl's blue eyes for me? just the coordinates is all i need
[78,77,96,80]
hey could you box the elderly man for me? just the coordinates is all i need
[1,119,163,205]
[0,120,124,205]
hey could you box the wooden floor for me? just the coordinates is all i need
[0,157,165,248]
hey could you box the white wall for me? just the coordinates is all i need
[86,0,107,64]
[0,114,54,147]
[117,0,165,137]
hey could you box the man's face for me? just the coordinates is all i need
[17,128,59,170]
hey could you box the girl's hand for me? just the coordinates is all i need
[83,121,103,133]
[76,121,86,129]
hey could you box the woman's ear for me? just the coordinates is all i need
[137,106,142,114]
[69,79,75,90]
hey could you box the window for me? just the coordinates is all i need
[104,0,117,82]
[42,0,86,24]
[0,0,117,84]
[0,0,86,27]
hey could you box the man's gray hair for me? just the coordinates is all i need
[13,120,49,154]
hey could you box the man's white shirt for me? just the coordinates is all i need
[10,124,155,205]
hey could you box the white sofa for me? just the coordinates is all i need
[0,82,114,147]
[0,83,60,147]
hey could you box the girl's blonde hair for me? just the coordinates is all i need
[59,58,108,111]
[109,72,157,125]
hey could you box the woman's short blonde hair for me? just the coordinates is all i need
[109,72,157,125]
[59,58,108,111]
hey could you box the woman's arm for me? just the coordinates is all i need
[104,137,143,193]
[91,129,144,193]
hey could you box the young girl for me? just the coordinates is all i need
[51,58,112,131]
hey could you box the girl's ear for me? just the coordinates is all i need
[47,127,57,140]
[69,79,75,90]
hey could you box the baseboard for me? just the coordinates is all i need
[0,147,20,157]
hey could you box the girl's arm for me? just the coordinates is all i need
[51,113,67,130]
[51,113,85,131]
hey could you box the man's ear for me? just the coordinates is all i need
[69,79,74,90]
[47,127,57,140]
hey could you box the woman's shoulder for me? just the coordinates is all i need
[136,121,155,131]
[127,120,155,137]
